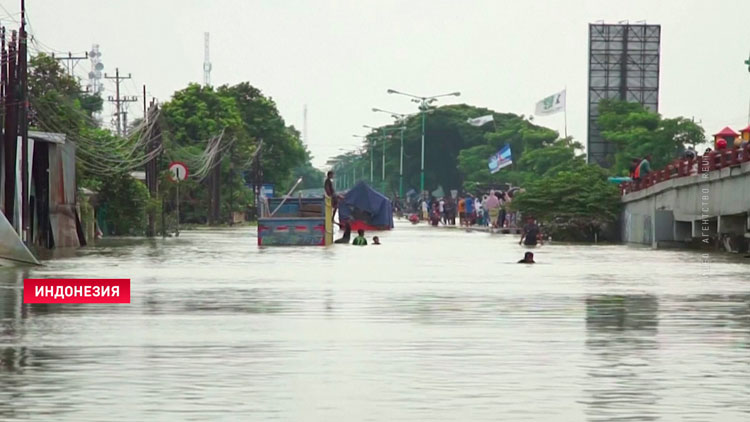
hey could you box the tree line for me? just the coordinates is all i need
[30,50,705,240]
[335,100,705,241]
[29,53,322,235]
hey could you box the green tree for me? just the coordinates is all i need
[97,172,150,235]
[161,82,314,223]
[511,164,621,241]
[598,99,705,174]
[217,83,306,191]
[353,104,559,194]
[517,137,585,177]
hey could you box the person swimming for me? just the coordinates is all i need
[372,236,380,245]
[518,252,535,264]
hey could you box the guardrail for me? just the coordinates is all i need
[620,145,750,195]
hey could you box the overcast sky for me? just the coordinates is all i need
[4,0,750,167]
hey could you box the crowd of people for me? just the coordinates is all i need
[628,139,748,190]
[397,189,522,230]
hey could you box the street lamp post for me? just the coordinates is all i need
[386,89,460,195]
[372,108,412,198]
[364,124,389,192]
[352,134,374,183]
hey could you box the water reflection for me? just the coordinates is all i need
[583,295,661,422]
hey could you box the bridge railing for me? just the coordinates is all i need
[620,144,750,195]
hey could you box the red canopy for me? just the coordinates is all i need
[739,125,750,134]
[713,126,739,137]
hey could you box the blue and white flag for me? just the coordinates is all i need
[488,145,512,174]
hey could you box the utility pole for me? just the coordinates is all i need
[145,99,161,237]
[3,30,18,225]
[52,51,88,77]
[19,0,30,244]
[1,27,5,129]
[1,26,6,215]
[142,85,147,124]
[104,68,136,136]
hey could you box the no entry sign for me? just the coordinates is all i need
[168,161,189,182]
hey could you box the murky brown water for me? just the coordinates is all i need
[1,222,750,421]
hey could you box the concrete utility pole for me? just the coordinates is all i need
[104,68,136,136]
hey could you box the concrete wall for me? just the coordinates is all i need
[621,161,750,248]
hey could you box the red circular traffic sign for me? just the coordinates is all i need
[168,161,189,182]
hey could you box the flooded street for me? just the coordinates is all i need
[1,222,750,421]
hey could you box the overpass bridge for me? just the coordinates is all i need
[621,148,750,250]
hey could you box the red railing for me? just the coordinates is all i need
[620,144,750,195]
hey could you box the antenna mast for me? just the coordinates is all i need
[203,32,212,86]
[303,104,308,144]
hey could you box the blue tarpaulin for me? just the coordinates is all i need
[338,181,394,229]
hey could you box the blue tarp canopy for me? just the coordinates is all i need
[338,181,394,228]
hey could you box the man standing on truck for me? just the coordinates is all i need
[324,171,338,220]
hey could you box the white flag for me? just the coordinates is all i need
[467,115,494,127]
[535,90,566,115]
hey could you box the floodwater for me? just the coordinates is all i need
[1,222,749,421]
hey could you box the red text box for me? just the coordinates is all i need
[24,279,131,304]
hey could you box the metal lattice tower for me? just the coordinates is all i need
[203,32,212,86]
[587,23,661,167]
[87,44,104,95]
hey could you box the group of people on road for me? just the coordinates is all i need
[327,172,537,260]
[409,190,520,229]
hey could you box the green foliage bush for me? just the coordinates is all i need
[97,173,150,235]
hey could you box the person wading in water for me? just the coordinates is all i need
[334,222,351,244]
[353,229,368,246]
[519,217,541,246]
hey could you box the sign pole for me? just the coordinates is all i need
[176,180,180,237]
[168,162,188,236]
